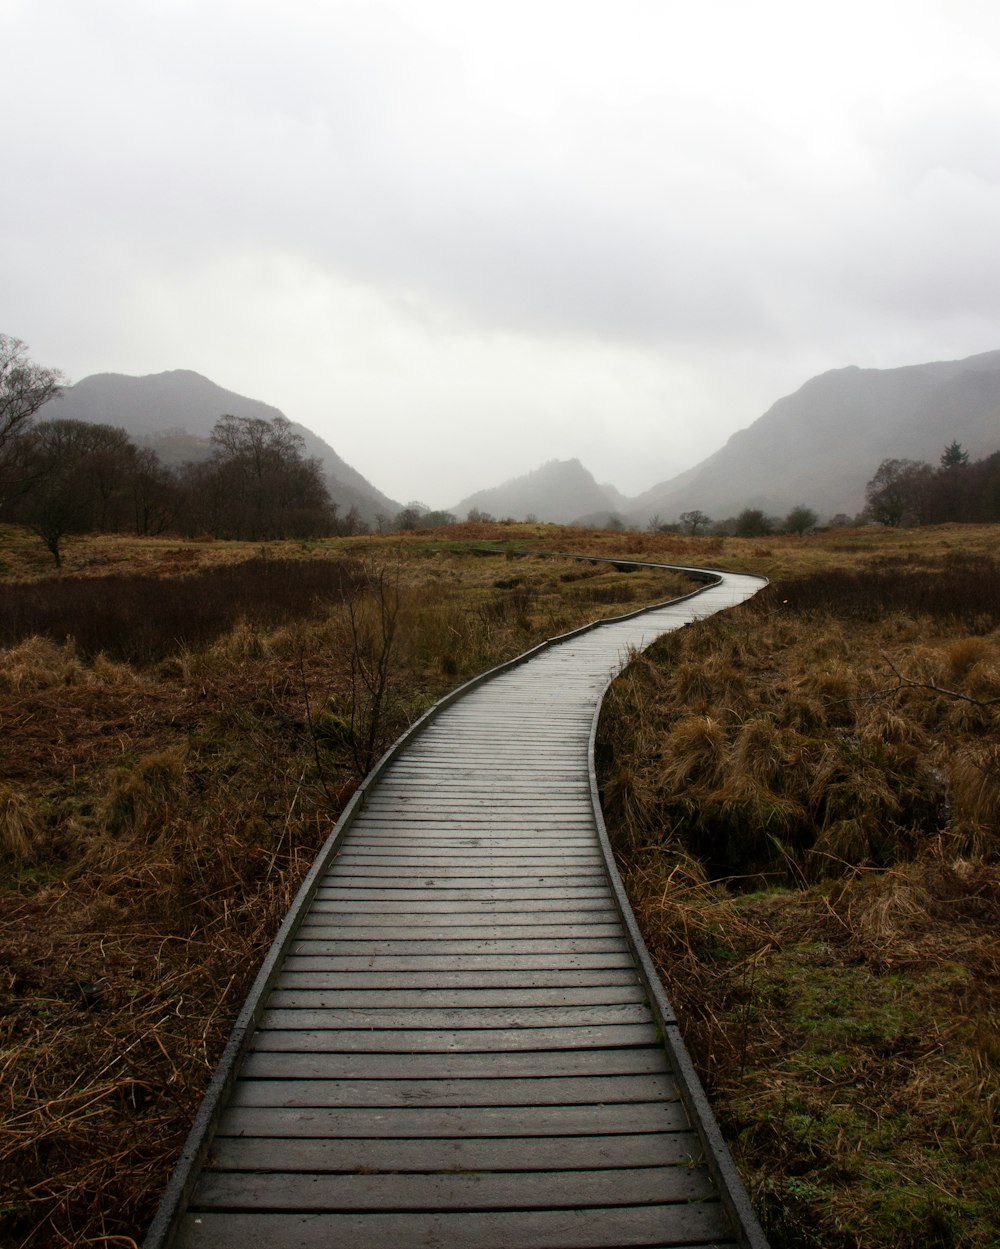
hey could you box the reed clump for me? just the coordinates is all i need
[0,785,40,864]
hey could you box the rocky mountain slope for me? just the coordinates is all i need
[628,350,1000,524]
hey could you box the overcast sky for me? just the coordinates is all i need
[5,1,1000,507]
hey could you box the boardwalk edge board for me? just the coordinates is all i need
[143,553,768,1249]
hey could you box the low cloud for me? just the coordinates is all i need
[5,0,1000,505]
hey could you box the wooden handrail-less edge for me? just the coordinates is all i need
[143,554,765,1249]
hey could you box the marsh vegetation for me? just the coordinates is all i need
[599,527,1000,1248]
[1,520,997,1247]
[0,522,687,1247]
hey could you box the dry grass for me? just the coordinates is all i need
[599,526,1000,1248]
[0,787,39,865]
[8,517,997,1246]
[0,525,690,1248]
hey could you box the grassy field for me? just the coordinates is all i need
[1,521,997,1246]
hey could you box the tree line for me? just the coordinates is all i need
[647,503,822,538]
[649,443,1000,537]
[6,336,998,560]
[864,442,1000,527]
[0,336,370,564]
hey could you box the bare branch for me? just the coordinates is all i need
[0,334,64,449]
[882,652,1000,708]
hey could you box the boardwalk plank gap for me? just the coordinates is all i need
[145,561,769,1249]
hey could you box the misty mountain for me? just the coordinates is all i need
[452,458,621,525]
[628,349,1000,524]
[42,370,401,525]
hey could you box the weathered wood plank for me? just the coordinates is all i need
[370,782,589,794]
[287,938,631,956]
[249,1022,661,1053]
[260,1003,657,1030]
[377,771,582,777]
[216,1100,687,1139]
[230,1072,675,1109]
[307,898,617,914]
[293,921,626,938]
[281,951,633,970]
[274,968,639,990]
[312,886,612,902]
[334,839,598,850]
[193,1165,715,1211]
[178,1205,734,1249]
[321,868,607,882]
[265,985,646,1009]
[337,827,599,837]
[321,867,607,878]
[341,830,592,839]
[358,805,593,817]
[333,842,601,853]
[240,1047,667,1080]
[340,823,597,834]
[205,1130,702,1174]
[329,856,599,868]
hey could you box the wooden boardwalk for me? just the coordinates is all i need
[147,564,768,1249]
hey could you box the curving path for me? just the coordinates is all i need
[146,564,768,1249]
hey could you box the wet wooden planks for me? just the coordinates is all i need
[152,568,767,1249]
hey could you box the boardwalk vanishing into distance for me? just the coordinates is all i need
[146,561,769,1249]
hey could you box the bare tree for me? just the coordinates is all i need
[0,335,63,446]
[679,509,712,534]
[0,335,64,505]
[184,414,334,539]
[865,458,933,527]
[131,447,179,535]
[16,419,136,565]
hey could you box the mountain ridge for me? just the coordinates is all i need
[451,458,621,525]
[42,370,402,525]
[626,349,1000,523]
[38,349,1000,530]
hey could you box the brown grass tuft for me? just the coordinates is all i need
[729,716,793,789]
[102,749,188,841]
[946,635,995,682]
[965,658,1000,701]
[0,635,86,692]
[949,745,1000,830]
[0,784,40,864]
[660,715,727,789]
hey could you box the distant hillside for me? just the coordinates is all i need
[629,349,1000,524]
[42,370,401,525]
[452,458,621,525]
